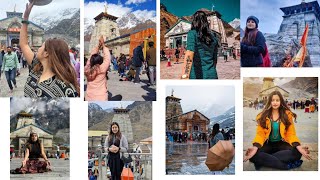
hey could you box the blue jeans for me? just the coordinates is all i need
[5,68,16,90]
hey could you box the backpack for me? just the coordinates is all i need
[262,43,271,67]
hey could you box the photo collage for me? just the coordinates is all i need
[0,0,319,180]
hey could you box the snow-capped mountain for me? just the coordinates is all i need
[117,12,143,29]
[84,11,156,36]
[210,107,235,128]
[229,18,240,30]
[31,8,79,31]
[183,103,230,118]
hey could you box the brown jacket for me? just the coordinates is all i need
[146,47,156,66]
[253,110,300,148]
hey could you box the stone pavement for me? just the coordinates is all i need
[10,158,70,179]
[85,70,156,101]
[0,67,28,97]
[166,141,235,175]
[243,107,318,171]
[160,56,240,79]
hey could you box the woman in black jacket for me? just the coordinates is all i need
[241,16,266,67]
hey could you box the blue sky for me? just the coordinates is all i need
[84,0,155,11]
[84,0,156,24]
[0,0,79,19]
[161,0,240,22]
[241,0,320,33]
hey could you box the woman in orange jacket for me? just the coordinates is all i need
[244,91,311,170]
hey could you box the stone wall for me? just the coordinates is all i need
[267,10,320,66]
[112,113,133,144]
[89,18,120,52]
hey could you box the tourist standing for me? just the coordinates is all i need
[132,43,144,84]
[181,11,219,79]
[0,48,4,80]
[1,46,19,93]
[241,16,266,67]
[174,48,180,64]
[105,122,128,180]
[208,123,224,148]
[146,41,156,86]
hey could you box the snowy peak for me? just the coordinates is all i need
[117,12,142,29]
[31,8,79,31]
[229,18,240,30]
[210,106,235,128]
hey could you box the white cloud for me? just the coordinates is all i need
[0,0,79,19]
[166,86,235,114]
[84,1,132,23]
[132,9,156,22]
[125,0,147,5]
[241,0,320,33]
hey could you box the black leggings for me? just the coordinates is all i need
[250,141,302,170]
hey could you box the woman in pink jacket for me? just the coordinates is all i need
[85,36,110,101]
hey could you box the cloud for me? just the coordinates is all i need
[0,0,79,19]
[166,86,235,112]
[84,1,132,23]
[132,9,156,21]
[125,0,147,5]
[91,101,134,110]
[240,0,320,33]
[10,98,69,115]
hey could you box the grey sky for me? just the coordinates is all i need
[0,0,79,19]
[166,86,235,113]
[244,77,295,85]
[90,101,134,110]
[241,0,320,33]
[10,98,69,115]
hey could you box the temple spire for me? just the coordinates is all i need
[104,1,108,13]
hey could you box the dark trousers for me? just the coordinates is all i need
[134,66,141,83]
[5,68,17,90]
[250,141,302,170]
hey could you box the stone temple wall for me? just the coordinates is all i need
[112,113,133,144]
[267,10,320,66]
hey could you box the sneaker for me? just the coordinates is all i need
[14,84,17,88]
[287,160,303,169]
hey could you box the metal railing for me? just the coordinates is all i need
[88,147,152,180]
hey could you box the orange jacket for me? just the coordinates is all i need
[252,110,300,148]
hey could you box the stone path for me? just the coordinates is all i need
[10,158,70,179]
[166,141,235,175]
[0,67,28,97]
[85,70,156,101]
[243,107,318,171]
[160,56,240,79]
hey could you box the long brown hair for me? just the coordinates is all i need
[257,90,296,130]
[241,27,258,45]
[33,38,80,95]
[26,132,41,152]
[108,122,122,145]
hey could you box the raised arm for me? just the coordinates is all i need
[20,1,35,65]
